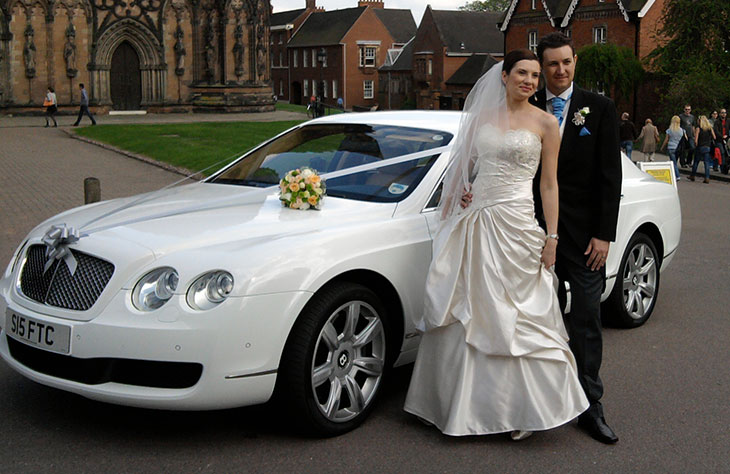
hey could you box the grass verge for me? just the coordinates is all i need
[74,120,303,176]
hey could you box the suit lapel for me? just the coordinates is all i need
[560,85,584,150]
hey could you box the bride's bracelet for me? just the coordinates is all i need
[547,233,559,240]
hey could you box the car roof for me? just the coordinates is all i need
[309,111,462,137]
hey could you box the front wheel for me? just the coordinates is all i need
[602,232,660,328]
[276,282,390,436]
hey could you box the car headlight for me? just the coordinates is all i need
[186,271,234,310]
[5,240,28,278]
[132,267,179,312]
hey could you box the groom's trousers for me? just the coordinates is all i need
[555,241,605,417]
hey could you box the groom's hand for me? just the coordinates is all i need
[585,238,610,271]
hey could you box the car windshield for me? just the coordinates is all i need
[209,123,453,203]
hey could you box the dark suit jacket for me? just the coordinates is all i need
[530,85,622,254]
[713,118,729,141]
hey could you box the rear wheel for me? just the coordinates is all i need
[603,232,660,328]
[276,282,390,436]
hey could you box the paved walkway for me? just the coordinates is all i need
[0,110,305,265]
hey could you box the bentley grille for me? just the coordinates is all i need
[19,245,114,311]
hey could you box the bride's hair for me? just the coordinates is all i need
[502,49,539,75]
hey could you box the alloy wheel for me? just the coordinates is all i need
[622,241,658,320]
[310,300,386,423]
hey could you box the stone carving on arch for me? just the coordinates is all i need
[54,0,94,22]
[8,0,49,17]
[92,18,166,106]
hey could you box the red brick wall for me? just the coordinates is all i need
[341,6,396,109]
[638,0,665,61]
[503,0,552,53]
[289,44,344,106]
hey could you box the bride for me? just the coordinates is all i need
[404,49,588,439]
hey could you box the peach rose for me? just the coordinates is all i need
[308,195,318,206]
[289,182,300,192]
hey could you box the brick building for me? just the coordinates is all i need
[286,0,415,109]
[412,7,503,111]
[0,0,275,114]
[270,0,319,102]
[500,0,667,121]
[378,37,415,110]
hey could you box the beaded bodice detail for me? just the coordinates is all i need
[470,127,542,208]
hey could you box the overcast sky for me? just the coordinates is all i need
[270,0,469,26]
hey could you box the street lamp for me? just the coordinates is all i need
[316,47,327,117]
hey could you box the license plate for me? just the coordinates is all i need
[5,309,71,355]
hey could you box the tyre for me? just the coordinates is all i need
[602,232,660,328]
[276,282,390,436]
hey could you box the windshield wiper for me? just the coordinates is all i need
[213,178,275,188]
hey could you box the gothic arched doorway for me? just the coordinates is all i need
[110,42,141,110]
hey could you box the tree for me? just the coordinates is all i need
[459,0,511,12]
[661,70,730,121]
[648,0,730,118]
[649,0,730,76]
[574,43,644,107]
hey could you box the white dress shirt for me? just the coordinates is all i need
[546,83,574,137]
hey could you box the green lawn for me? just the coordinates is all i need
[74,120,303,175]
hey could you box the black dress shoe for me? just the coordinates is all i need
[578,414,619,444]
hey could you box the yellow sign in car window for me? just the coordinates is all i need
[639,161,676,188]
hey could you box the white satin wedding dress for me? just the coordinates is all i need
[404,127,589,436]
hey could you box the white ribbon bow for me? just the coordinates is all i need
[42,224,81,276]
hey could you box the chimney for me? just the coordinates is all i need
[358,0,384,8]
[306,0,316,9]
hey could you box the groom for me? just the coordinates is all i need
[531,33,622,444]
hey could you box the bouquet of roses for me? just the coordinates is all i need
[279,167,326,210]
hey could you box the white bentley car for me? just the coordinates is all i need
[0,111,680,435]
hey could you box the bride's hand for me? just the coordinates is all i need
[541,239,557,268]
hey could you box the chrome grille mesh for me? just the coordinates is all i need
[19,245,115,311]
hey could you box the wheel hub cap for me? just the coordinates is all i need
[310,300,386,423]
[337,351,350,368]
[622,242,658,320]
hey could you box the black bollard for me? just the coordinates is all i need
[84,177,101,204]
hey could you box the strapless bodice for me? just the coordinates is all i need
[470,127,542,208]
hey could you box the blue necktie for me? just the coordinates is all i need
[551,97,566,126]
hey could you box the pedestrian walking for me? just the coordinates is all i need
[72,83,96,126]
[689,115,716,183]
[661,115,684,181]
[679,105,696,167]
[619,112,637,160]
[44,86,57,128]
[636,118,660,162]
[714,108,729,174]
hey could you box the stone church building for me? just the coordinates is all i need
[0,0,275,114]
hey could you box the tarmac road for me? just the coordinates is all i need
[0,121,728,472]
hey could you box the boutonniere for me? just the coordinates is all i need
[572,107,590,126]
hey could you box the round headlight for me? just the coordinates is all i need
[187,271,234,310]
[132,267,179,312]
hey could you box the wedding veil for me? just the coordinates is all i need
[438,62,509,220]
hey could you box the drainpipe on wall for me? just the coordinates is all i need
[342,43,347,109]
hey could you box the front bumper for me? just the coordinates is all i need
[0,289,312,410]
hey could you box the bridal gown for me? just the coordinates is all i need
[404,127,589,436]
